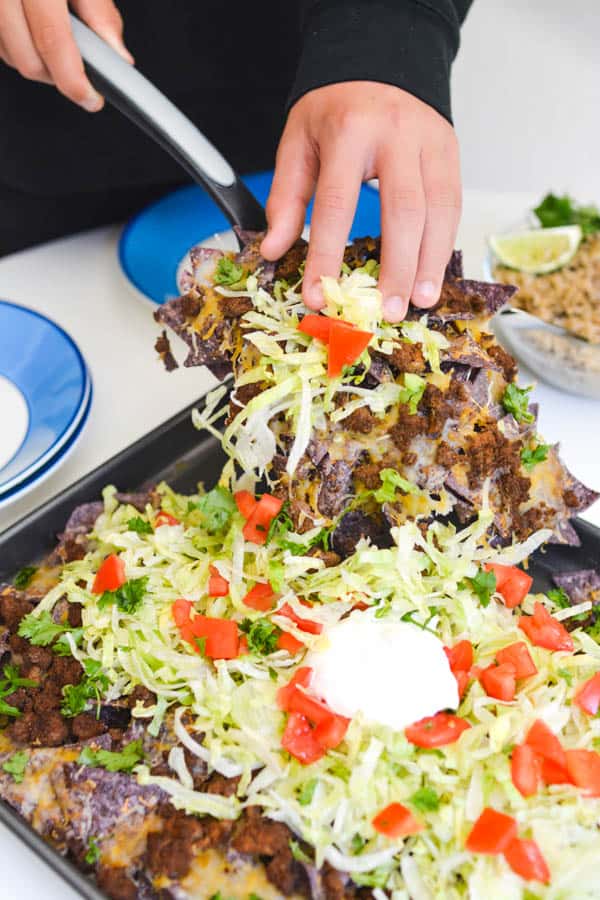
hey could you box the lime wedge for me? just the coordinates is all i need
[489,225,582,274]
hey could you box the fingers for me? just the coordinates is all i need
[23,0,103,110]
[412,141,462,308]
[377,150,426,322]
[0,0,51,83]
[71,0,133,63]
[261,122,317,263]
[301,141,364,309]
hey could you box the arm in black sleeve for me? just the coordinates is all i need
[289,1,474,124]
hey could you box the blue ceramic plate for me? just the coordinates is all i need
[0,301,90,495]
[0,382,92,511]
[118,171,382,305]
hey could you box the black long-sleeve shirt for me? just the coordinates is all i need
[0,1,472,252]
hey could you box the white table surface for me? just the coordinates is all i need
[0,188,599,900]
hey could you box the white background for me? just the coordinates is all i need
[1,1,600,897]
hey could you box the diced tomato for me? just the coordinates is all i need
[455,669,470,699]
[524,720,566,770]
[242,494,283,545]
[281,711,325,765]
[238,635,249,655]
[496,642,537,680]
[540,757,572,786]
[483,563,512,591]
[278,602,323,635]
[501,569,533,609]
[504,838,550,884]
[352,600,370,612]
[288,689,334,726]
[172,598,193,627]
[480,662,517,702]
[314,713,350,750]
[565,749,600,797]
[465,808,518,854]
[243,582,275,611]
[187,614,239,659]
[511,744,541,797]
[92,554,126,594]
[574,672,600,716]
[405,712,471,748]
[155,510,180,528]
[484,563,532,608]
[519,602,574,653]
[444,640,474,673]
[276,667,313,710]
[208,565,229,597]
[234,490,257,520]
[327,321,373,377]
[277,631,305,654]
[372,802,423,839]
[298,314,333,343]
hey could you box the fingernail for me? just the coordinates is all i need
[80,90,104,113]
[104,33,135,64]
[305,283,324,309]
[383,296,408,322]
[412,280,437,307]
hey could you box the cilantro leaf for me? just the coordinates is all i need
[298,777,318,806]
[351,833,366,854]
[13,566,38,589]
[0,698,21,717]
[351,867,391,889]
[196,486,237,534]
[521,442,550,471]
[127,516,153,535]
[289,840,312,864]
[557,667,573,686]
[18,610,65,646]
[502,383,534,424]
[398,373,426,414]
[409,785,440,812]
[53,628,83,657]
[84,836,101,865]
[2,750,29,783]
[466,568,497,607]
[239,618,280,656]
[534,193,600,236]
[61,660,109,718]
[78,739,144,773]
[99,576,148,615]
[0,665,38,718]
[547,587,570,608]
[213,257,247,287]
[374,468,419,504]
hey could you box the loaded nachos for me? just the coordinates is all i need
[0,236,599,899]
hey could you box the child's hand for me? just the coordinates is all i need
[261,82,462,322]
[0,0,133,111]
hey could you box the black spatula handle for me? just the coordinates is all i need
[70,15,267,234]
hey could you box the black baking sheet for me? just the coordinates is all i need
[0,393,599,899]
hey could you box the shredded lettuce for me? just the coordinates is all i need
[38,483,600,897]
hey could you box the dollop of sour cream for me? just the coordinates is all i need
[306,615,459,732]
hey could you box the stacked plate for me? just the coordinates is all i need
[0,301,92,512]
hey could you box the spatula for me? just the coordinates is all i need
[69,15,268,241]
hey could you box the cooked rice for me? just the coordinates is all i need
[494,233,600,344]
